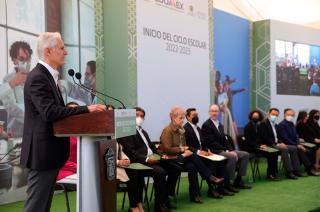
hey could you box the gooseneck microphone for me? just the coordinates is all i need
[74,72,126,109]
[67,69,108,106]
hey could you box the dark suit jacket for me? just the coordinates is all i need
[277,119,300,145]
[201,119,229,154]
[258,118,279,146]
[296,122,312,142]
[297,121,320,143]
[183,122,207,152]
[21,63,88,170]
[119,129,158,164]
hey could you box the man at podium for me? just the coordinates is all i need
[20,32,106,212]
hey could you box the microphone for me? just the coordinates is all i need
[68,69,75,77]
[75,72,126,109]
[67,69,108,106]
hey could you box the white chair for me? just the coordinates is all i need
[55,174,78,212]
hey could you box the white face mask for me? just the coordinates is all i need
[285,115,294,123]
[136,117,144,127]
[15,60,31,72]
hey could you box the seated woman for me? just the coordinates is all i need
[243,110,264,153]
[116,142,145,212]
[297,110,320,170]
[244,109,280,181]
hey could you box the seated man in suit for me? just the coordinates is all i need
[119,107,180,212]
[277,108,318,176]
[184,108,232,198]
[202,104,251,190]
[259,108,302,179]
[160,106,223,204]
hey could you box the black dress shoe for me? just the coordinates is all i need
[208,176,224,185]
[220,188,234,196]
[227,185,239,193]
[155,204,171,212]
[286,172,298,179]
[267,175,281,181]
[208,190,223,199]
[190,196,203,204]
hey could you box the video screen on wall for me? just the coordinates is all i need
[276,40,320,96]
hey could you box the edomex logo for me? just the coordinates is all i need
[155,0,184,10]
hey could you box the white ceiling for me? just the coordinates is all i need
[213,0,320,28]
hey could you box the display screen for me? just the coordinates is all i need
[276,40,320,96]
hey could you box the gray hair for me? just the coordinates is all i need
[170,106,185,120]
[37,32,62,60]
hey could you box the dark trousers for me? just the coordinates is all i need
[202,158,227,192]
[297,148,312,170]
[125,169,144,208]
[149,163,179,206]
[274,145,300,173]
[264,152,279,176]
[125,163,179,208]
[177,154,212,198]
[24,169,59,212]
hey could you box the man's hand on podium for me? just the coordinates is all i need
[87,104,107,112]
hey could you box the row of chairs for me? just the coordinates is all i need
[55,138,271,212]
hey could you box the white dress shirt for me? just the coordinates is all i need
[136,126,153,160]
[188,121,201,145]
[268,118,278,143]
[211,118,220,131]
[39,60,59,86]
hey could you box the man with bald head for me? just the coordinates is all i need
[202,104,251,191]
[160,106,223,204]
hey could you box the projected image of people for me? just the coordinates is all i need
[276,40,320,96]
[215,71,246,141]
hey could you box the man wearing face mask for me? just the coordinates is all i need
[59,60,96,105]
[259,108,302,179]
[118,107,180,212]
[0,41,33,138]
[160,106,223,204]
[184,108,229,198]
[278,108,318,176]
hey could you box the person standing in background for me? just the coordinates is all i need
[0,41,33,138]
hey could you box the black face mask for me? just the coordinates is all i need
[314,115,320,121]
[252,118,260,123]
[191,116,199,125]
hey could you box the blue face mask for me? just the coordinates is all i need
[270,115,277,123]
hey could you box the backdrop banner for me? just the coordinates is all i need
[137,0,210,140]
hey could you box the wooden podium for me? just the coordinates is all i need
[54,110,135,212]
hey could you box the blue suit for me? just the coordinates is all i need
[277,119,300,145]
